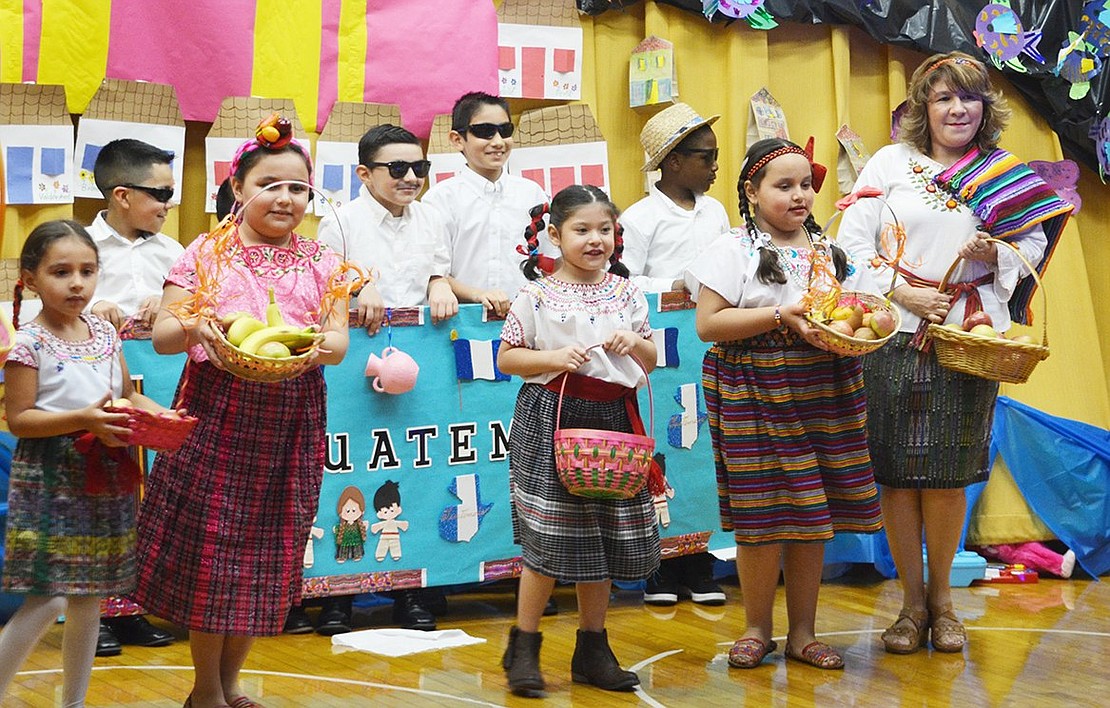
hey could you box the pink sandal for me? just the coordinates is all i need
[727,637,777,668]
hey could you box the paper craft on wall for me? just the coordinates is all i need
[315,102,402,212]
[497,0,583,100]
[835,125,871,196]
[747,87,789,148]
[630,36,677,110]
[451,330,511,382]
[426,114,470,188]
[0,84,73,205]
[1029,159,1082,213]
[73,79,185,200]
[1089,116,1110,182]
[973,1,1046,73]
[651,327,680,368]
[439,473,494,543]
[706,0,778,30]
[204,97,307,214]
[1055,31,1102,100]
[666,383,706,450]
[510,105,609,195]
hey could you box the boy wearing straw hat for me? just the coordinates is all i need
[620,103,730,608]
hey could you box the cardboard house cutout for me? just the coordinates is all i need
[510,104,609,196]
[204,97,306,213]
[73,79,186,200]
[497,0,583,100]
[629,36,677,110]
[0,83,74,205]
[315,102,402,213]
[746,87,789,148]
[426,114,470,188]
[835,124,871,195]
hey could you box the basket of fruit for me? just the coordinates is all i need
[104,399,199,452]
[806,291,901,357]
[211,290,326,384]
[927,238,1049,384]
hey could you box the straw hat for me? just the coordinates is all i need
[640,103,720,172]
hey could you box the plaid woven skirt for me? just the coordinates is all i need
[861,333,997,489]
[508,383,660,583]
[703,332,882,546]
[132,361,326,635]
[2,436,136,596]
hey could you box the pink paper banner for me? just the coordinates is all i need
[316,0,342,133]
[22,0,43,82]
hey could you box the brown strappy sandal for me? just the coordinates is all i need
[881,609,930,654]
[929,605,967,652]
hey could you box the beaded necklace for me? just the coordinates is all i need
[764,227,815,290]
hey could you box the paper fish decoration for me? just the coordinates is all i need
[1028,160,1082,214]
[702,0,777,30]
[1055,32,1103,100]
[1079,0,1110,56]
[974,1,1046,72]
[1089,116,1110,182]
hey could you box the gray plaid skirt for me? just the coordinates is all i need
[508,383,660,583]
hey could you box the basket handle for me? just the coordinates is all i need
[554,344,654,438]
[935,238,1048,348]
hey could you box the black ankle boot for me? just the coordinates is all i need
[502,626,545,698]
[570,628,639,691]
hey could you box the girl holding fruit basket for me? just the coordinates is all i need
[684,138,885,671]
[132,118,352,708]
[837,51,1071,657]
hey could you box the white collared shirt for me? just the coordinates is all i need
[317,185,451,307]
[87,211,185,316]
[421,165,553,295]
[619,183,731,293]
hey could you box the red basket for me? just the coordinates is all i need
[105,405,199,452]
[552,350,655,500]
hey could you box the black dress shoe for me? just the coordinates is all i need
[315,596,353,636]
[392,590,436,631]
[284,605,315,634]
[95,621,122,657]
[103,615,174,647]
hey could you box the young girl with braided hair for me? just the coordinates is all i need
[685,138,883,670]
[498,184,657,698]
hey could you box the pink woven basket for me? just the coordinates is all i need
[553,350,655,500]
[105,406,199,452]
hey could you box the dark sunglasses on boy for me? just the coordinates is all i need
[365,160,432,179]
[673,147,719,164]
[118,184,175,203]
[463,122,515,140]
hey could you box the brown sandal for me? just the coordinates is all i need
[882,609,930,654]
[929,606,967,652]
[727,637,778,668]
[785,640,844,670]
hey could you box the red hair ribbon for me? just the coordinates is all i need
[802,136,827,194]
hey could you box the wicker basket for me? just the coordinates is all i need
[105,406,199,452]
[927,238,1049,384]
[806,291,901,357]
[209,326,324,383]
[553,351,655,500]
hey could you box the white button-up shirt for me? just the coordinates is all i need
[619,183,731,293]
[318,186,451,307]
[421,166,553,295]
[87,211,184,316]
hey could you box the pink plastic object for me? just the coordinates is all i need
[364,346,420,394]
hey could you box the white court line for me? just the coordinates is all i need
[630,649,683,708]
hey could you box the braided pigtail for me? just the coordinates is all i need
[518,202,550,281]
[608,220,630,278]
[12,279,23,330]
[739,184,785,286]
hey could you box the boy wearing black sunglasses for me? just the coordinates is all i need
[87,138,184,335]
[318,124,458,336]
[423,91,553,318]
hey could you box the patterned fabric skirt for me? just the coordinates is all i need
[703,332,882,546]
[508,383,660,583]
[861,333,997,489]
[2,436,137,596]
[132,361,326,635]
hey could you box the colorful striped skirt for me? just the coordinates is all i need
[2,436,137,596]
[861,333,997,489]
[132,361,327,635]
[507,383,660,583]
[703,332,882,546]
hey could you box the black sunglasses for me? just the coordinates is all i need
[118,184,175,203]
[673,147,719,163]
[464,122,515,140]
[364,160,432,179]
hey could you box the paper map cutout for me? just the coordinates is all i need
[439,473,494,543]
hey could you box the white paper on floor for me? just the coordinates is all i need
[330,628,486,656]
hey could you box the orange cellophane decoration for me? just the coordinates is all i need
[801,245,842,320]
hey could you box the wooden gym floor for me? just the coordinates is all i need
[4,569,1109,707]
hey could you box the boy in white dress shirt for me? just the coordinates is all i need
[88,139,184,332]
[422,92,552,316]
[317,124,458,336]
[621,103,731,608]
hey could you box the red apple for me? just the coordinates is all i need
[962,311,993,331]
[869,310,896,338]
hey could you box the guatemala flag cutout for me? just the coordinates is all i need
[652,327,680,367]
